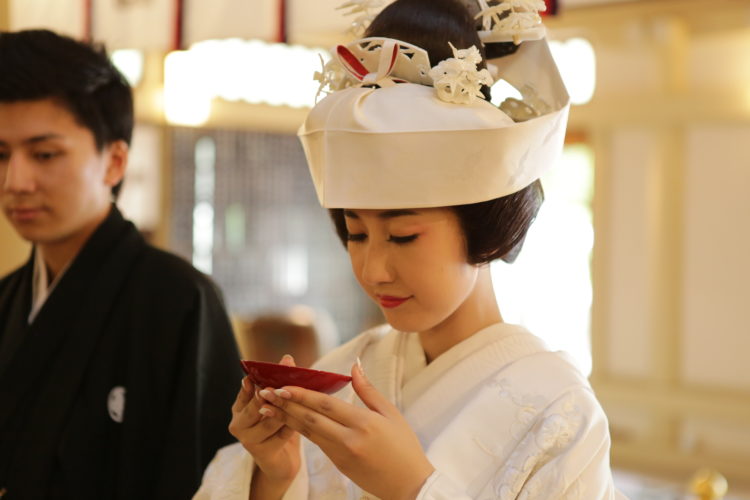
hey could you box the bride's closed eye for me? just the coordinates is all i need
[346,234,419,244]
[388,235,418,244]
[347,233,367,242]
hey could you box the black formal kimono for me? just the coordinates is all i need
[0,205,241,499]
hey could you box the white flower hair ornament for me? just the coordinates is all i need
[313,56,354,102]
[475,0,547,44]
[428,43,494,104]
[336,0,385,37]
[298,36,571,210]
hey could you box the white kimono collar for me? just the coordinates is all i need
[28,248,71,324]
[362,323,547,416]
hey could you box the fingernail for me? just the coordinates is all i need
[259,389,272,400]
[356,356,366,377]
[259,407,273,417]
[241,378,250,393]
[281,354,293,363]
[274,389,291,399]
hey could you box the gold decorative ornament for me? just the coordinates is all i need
[689,468,729,500]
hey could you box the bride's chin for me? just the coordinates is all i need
[382,313,428,334]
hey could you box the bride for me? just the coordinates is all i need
[195,0,625,498]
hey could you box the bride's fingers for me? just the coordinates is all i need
[279,354,296,367]
[231,385,267,435]
[249,407,288,443]
[231,386,292,439]
[232,404,293,446]
[231,376,253,414]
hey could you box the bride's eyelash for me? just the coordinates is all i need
[345,234,419,244]
[347,233,366,242]
[388,235,418,244]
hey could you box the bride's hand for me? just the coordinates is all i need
[229,355,301,491]
[259,362,434,500]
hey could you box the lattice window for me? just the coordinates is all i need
[169,128,379,344]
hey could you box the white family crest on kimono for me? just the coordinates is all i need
[194,323,624,499]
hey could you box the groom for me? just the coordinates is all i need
[0,29,240,499]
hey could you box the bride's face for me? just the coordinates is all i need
[344,207,479,333]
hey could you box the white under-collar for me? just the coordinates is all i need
[401,332,427,387]
[28,248,70,324]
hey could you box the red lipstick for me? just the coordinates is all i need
[378,295,410,308]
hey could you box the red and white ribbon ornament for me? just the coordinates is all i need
[336,39,405,88]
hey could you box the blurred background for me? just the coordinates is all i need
[0,0,748,497]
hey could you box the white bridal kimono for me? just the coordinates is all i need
[195,323,625,499]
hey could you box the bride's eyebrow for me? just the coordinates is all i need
[378,210,419,219]
[343,210,420,220]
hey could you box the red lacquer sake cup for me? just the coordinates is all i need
[240,360,352,394]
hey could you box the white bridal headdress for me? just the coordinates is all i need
[298,0,570,209]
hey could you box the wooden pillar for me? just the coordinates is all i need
[0,220,30,277]
[0,0,32,274]
[589,125,612,384]
[0,0,9,30]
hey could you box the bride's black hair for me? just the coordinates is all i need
[367,0,485,66]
